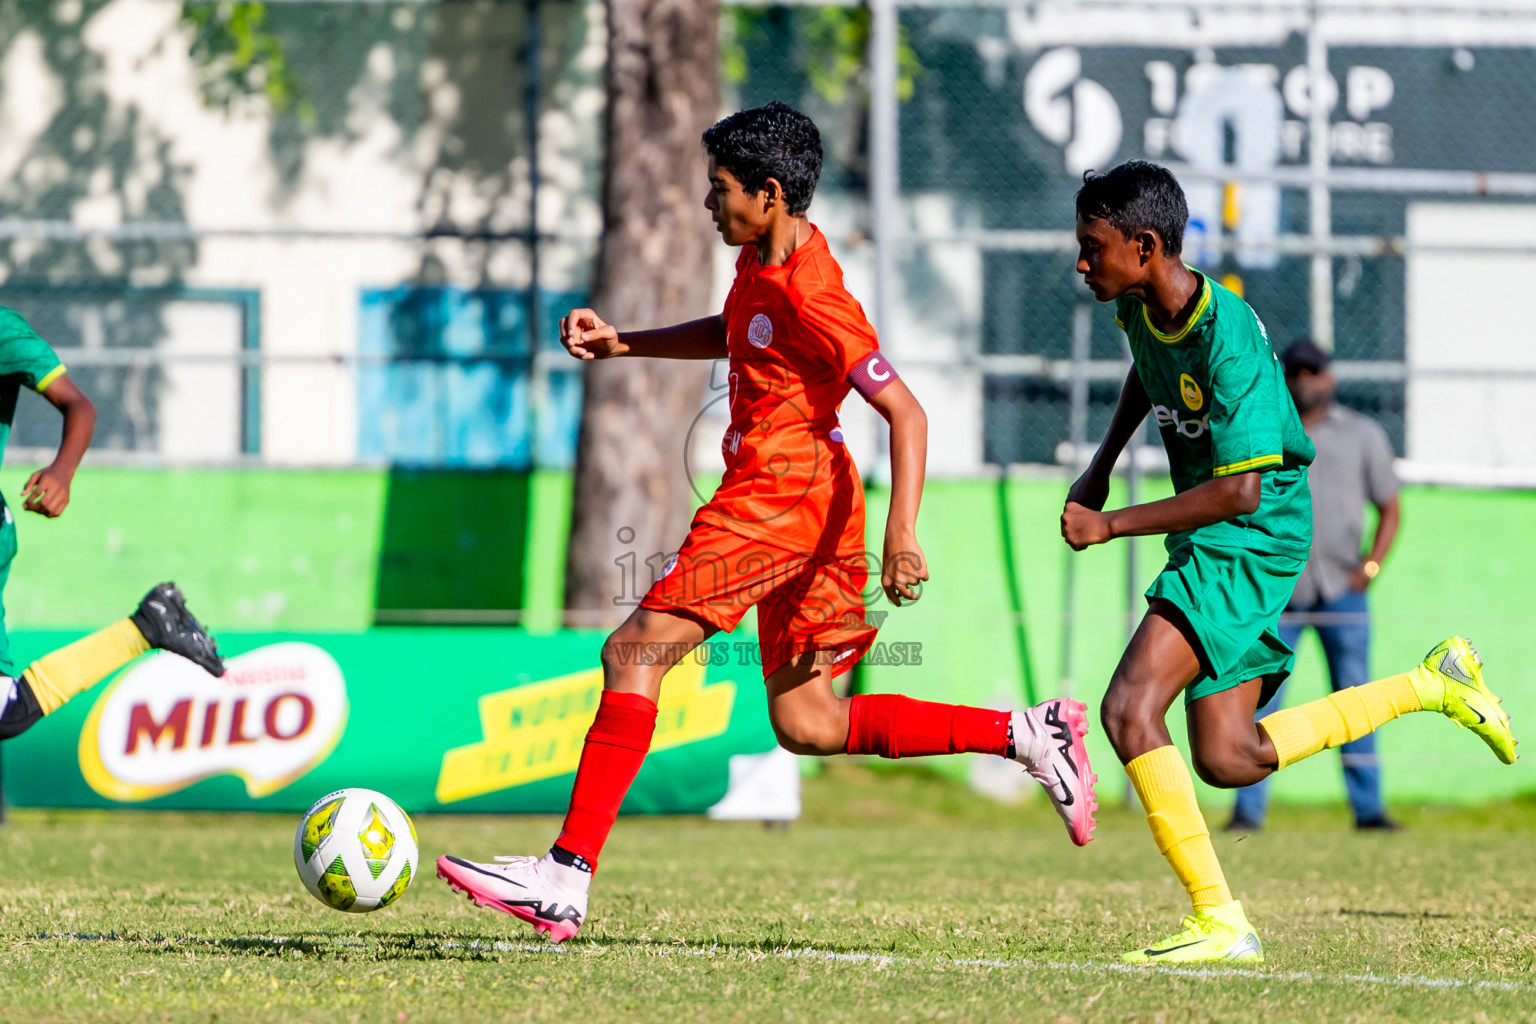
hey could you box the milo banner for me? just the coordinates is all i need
[2,629,796,819]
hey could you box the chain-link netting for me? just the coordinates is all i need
[729,2,1536,479]
[5,1,1536,475]
[0,0,600,468]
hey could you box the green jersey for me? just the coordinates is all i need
[1115,272,1314,555]
[0,307,65,470]
[0,308,59,675]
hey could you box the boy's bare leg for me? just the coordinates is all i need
[598,606,714,701]
[762,651,850,755]
[1185,679,1278,789]
[1100,602,1202,763]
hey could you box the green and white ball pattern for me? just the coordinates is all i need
[294,788,417,912]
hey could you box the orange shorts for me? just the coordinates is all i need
[639,521,878,680]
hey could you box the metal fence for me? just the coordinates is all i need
[734,0,1536,482]
[5,0,1536,482]
[1,0,601,469]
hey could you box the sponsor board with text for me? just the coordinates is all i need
[5,629,782,817]
[79,642,349,802]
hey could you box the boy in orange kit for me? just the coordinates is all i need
[438,102,1098,942]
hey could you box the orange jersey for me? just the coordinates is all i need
[695,227,882,554]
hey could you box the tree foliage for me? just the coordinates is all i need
[724,6,921,104]
[180,2,313,120]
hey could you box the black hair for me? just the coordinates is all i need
[1075,160,1188,257]
[1281,337,1331,375]
[701,101,823,216]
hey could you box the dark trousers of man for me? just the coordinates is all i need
[1232,589,1384,826]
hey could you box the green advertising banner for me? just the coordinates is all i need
[2,629,787,817]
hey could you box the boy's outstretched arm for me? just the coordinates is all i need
[1062,472,1261,551]
[1067,367,1150,510]
[560,309,728,360]
[23,373,95,518]
[868,379,929,607]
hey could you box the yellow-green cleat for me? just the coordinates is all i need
[1122,900,1264,964]
[1408,637,1517,765]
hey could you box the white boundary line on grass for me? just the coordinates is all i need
[27,932,1536,995]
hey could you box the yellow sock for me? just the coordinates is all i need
[1125,745,1232,912]
[24,619,151,715]
[1259,674,1421,770]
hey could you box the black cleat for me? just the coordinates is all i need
[131,582,225,676]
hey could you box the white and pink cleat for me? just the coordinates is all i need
[1011,698,1098,846]
[437,853,589,943]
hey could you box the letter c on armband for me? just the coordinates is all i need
[847,351,899,400]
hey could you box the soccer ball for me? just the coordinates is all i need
[293,788,418,913]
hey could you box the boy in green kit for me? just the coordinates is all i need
[1063,161,1516,963]
[0,307,224,741]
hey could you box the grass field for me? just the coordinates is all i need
[4,762,1536,1024]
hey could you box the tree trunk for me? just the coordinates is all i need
[563,0,720,628]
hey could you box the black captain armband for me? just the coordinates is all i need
[847,351,899,400]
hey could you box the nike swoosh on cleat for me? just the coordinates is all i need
[1145,940,1206,956]
[1053,768,1075,806]
[449,857,529,890]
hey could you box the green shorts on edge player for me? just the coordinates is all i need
[0,307,224,743]
[1062,161,1517,964]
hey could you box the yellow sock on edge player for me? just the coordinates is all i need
[1262,636,1515,769]
[1121,746,1263,964]
[24,618,150,714]
[1,583,226,741]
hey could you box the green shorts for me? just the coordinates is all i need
[1145,537,1307,707]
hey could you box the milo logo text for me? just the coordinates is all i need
[80,642,349,802]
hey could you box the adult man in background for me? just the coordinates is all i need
[1227,338,1403,831]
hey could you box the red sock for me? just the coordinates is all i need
[845,693,1009,758]
[554,690,657,869]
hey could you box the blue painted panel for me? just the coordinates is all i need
[358,287,584,467]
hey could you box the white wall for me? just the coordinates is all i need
[1406,203,1536,470]
[5,1,988,472]
[0,0,605,465]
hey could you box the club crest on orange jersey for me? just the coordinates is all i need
[1179,373,1203,411]
[747,313,773,349]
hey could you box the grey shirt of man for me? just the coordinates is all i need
[1290,405,1401,607]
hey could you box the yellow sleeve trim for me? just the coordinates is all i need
[1114,315,1126,330]
[1213,453,1283,476]
[34,365,66,392]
